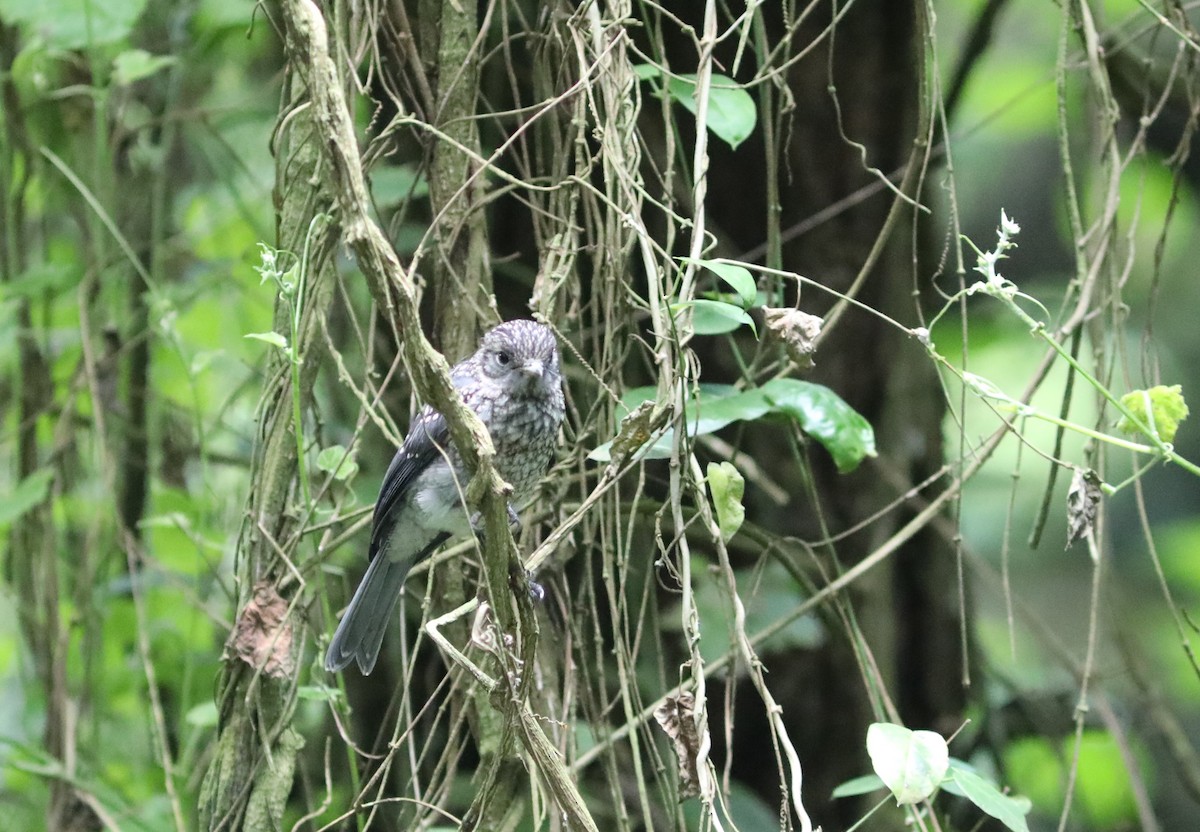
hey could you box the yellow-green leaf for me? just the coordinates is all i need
[706,462,745,542]
[1117,384,1188,443]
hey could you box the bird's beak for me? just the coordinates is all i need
[520,359,545,379]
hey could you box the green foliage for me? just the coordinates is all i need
[677,298,756,335]
[866,722,949,805]
[705,461,745,542]
[677,259,761,334]
[944,761,1032,832]
[837,723,1031,832]
[1117,384,1189,443]
[693,259,758,307]
[0,469,54,527]
[315,445,359,482]
[659,556,824,666]
[1004,731,1143,828]
[0,0,149,49]
[590,379,876,472]
[635,65,758,150]
[112,49,177,85]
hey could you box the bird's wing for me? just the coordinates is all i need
[368,405,451,562]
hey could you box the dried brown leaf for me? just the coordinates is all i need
[654,692,702,799]
[1065,467,1102,550]
[763,307,823,370]
[230,581,295,678]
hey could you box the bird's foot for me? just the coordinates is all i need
[469,504,522,542]
[526,570,545,602]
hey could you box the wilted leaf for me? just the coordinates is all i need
[1065,467,1102,551]
[706,461,745,542]
[588,399,670,465]
[654,692,704,799]
[229,581,295,678]
[1117,384,1188,443]
[867,722,949,805]
[763,307,823,370]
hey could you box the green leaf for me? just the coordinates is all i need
[706,462,745,542]
[635,65,758,149]
[760,378,876,472]
[832,773,886,799]
[185,701,219,728]
[948,760,1031,832]
[244,331,288,350]
[371,164,429,206]
[673,299,756,335]
[866,722,949,805]
[0,468,54,527]
[588,381,874,471]
[112,49,176,85]
[676,555,824,663]
[0,0,150,49]
[1117,384,1188,443]
[691,260,757,308]
[315,445,359,481]
[297,685,343,703]
[1,262,81,299]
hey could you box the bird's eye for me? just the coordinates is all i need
[496,350,511,366]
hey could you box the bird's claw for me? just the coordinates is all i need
[470,504,522,542]
[526,570,545,602]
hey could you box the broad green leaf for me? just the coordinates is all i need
[371,164,429,206]
[866,722,949,805]
[185,701,219,728]
[316,445,359,481]
[244,331,288,350]
[673,556,824,663]
[1117,384,1188,443]
[832,773,886,798]
[674,299,756,335]
[948,761,1031,832]
[2,262,81,299]
[692,259,757,308]
[588,381,874,471]
[0,469,54,527]
[0,0,150,49]
[297,685,343,703]
[667,73,757,150]
[635,65,758,149]
[706,462,745,541]
[760,378,876,472]
[112,49,176,85]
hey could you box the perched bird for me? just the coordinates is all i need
[325,320,565,674]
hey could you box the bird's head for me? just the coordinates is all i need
[477,320,561,397]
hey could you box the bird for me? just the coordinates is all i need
[324,319,565,674]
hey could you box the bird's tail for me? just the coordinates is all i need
[324,554,407,674]
[324,533,449,675]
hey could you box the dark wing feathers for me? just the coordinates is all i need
[368,406,451,561]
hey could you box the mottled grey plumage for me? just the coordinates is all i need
[325,320,565,674]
